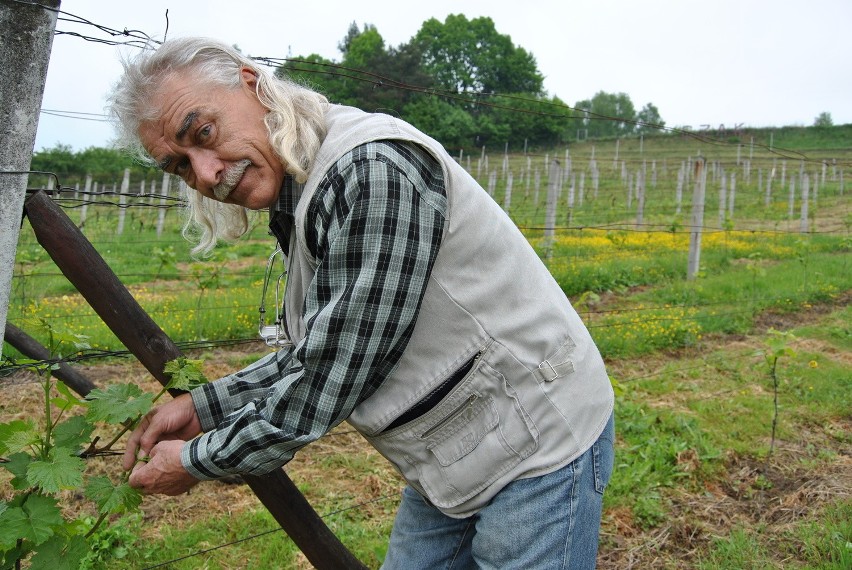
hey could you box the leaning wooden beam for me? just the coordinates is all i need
[4,322,97,396]
[24,190,367,570]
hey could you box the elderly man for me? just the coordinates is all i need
[114,37,614,569]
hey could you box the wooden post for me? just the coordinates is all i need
[24,191,368,570]
[764,169,773,206]
[157,172,171,237]
[534,168,541,206]
[79,174,92,227]
[675,165,684,216]
[800,173,810,233]
[728,172,736,220]
[687,159,707,280]
[487,170,497,198]
[635,169,645,227]
[117,168,130,234]
[788,178,796,220]
[563,148,571,180]
[718,167,727,227]
[4,322,96,396]
[627,172,633,209]
[503,170,513,212]
[812,170,819,206]
[544,160,560,256]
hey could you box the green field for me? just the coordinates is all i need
[3,124,850,568]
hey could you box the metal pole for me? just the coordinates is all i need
[0,0,60,350]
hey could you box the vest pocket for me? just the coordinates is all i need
[407,360,539,510]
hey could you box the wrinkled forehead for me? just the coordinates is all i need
[136,71,213,150]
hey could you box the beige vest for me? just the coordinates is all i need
[284,105,613,517]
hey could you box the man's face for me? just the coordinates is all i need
[139,68,285,210]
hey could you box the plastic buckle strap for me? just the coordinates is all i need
[537,359,559,382]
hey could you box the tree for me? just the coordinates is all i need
[29,144,155,187]
[636,102,665,134]
[574,91,637,138]
[403,96,476,150]
[276,53,343,101]
[813,112,833,127]
[340,23,384,69]
[479,94,571,149]
[413,14,544,95]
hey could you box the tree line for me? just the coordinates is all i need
[277,14,665,150]
[32,14,667,182]
[30,144,156,188]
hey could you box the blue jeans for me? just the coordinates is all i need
[382,414,615,570]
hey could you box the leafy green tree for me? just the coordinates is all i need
[30,145,155,188]
[403,96,476,149]
[413,14,544,95]
[30,144,76,179]
[340,23,384,69]
[575,91,638,138]
[277,53,348,102]
[813,112,833,127]
[478,94,571,149]
[636,102,665,134]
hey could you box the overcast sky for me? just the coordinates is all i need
[33,0,852,151]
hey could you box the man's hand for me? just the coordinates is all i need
[123,393,202,471]
[128,439,200,495]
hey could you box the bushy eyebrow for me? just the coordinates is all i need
[176,111,199,140]
[156,110,199,171]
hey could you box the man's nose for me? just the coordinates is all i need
[189,150,222,193]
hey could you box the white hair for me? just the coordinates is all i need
[108,37,329,256]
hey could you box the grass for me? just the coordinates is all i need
[3,127,851,568]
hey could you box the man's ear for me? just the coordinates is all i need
[240,67,259,92]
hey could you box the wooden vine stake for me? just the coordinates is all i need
[24,190,367,570]
[687,159,707,280]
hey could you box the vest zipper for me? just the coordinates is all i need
[421,393,478,439]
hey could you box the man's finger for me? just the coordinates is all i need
[122,423,146,470]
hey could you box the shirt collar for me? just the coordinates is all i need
[268,175,303,250]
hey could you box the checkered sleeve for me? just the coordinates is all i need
[182,141,447,479]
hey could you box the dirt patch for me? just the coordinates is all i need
[598,442,851,569]
[752,290,850,333]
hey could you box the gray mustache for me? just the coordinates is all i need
[213,159,252,200]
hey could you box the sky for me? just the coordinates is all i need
[33,0,852,151]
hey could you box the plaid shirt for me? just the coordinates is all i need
[183,141,447,479]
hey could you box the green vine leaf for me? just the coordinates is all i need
[85,384,154,425]
[85,477,143,515]
[3,452,33,490]
[27,449,85,493]
[0,542,29,569]
[0,420,40,456]
[164,357,209,391]
[29,533,88,570]
[52,415,95,452]
[0,494,63,548]
[51,381,87,412]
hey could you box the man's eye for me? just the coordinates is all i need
[199,125,212,139]
[175,158,190,174]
